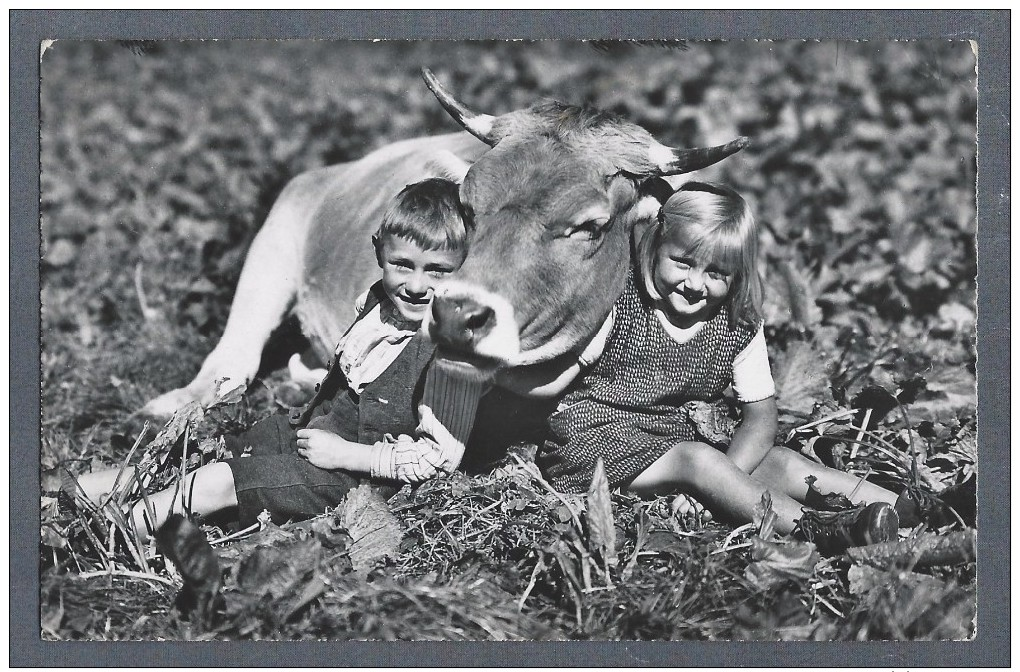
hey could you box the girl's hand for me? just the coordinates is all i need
[671,493,713,523]
[295,428,355,470]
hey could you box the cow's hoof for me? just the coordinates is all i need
[140,387,200,420]
[287,353,326,387]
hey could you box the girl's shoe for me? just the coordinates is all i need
[794,502,899,556]
[895,484,963,528]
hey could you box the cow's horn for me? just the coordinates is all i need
[648,136,750,175]
[421,68,499,146]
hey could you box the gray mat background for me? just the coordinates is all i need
[11,10,1009,667]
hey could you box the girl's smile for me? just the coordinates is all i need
[651,235,733,329]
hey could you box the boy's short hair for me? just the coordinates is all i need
[375,178,470,252]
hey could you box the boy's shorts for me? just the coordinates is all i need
[223,414,378,527]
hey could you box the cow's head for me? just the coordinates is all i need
[420,68,747,378]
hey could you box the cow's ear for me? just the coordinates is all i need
[638,176,674,205]
[425,150,473,184]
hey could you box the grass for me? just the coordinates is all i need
[39,39,977,641]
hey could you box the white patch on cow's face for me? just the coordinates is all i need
[647,143,675,170]
[425,280,521,363]
[633,194,663,223]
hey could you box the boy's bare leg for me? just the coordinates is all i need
[750,446,898,506]
[131,462,238,541]
[626,441,804,534]
[72,468,127,504]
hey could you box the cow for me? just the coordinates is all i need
[143,68,747,431]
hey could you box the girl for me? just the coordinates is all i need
[504,182,902,554]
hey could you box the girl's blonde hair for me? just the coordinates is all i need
[636,181,764,330]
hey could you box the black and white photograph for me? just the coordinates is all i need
[23,14,1005,658]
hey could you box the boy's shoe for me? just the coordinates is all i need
[794,501,899,556]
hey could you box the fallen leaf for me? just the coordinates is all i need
[766,259,823,327]
[684,400,736,447]
[155,513,224,627]
[341,484,403,573]
[906,365,976,424]
[936,301,975,332]
[744,537,820,590]
[44,238,78,267]
[40,520,68,549]
[847,529,976,568]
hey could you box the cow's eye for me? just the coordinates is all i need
[565,217,610,241]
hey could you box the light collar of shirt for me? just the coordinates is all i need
[379,298,423,333]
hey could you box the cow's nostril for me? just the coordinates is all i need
[431,295,496,353]
[464,305,494,331]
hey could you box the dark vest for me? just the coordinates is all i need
[289,282,556,470]
[289,283,433,446]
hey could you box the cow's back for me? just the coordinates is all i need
[294,131,488,360]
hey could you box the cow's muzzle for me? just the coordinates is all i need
[431,294,495,354]
[426,282,523,377]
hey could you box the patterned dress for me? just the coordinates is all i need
[540,271,759,493]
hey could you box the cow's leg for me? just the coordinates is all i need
[143,197,309,418]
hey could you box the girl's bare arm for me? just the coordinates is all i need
[726,396,778,473]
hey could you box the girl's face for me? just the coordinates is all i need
[651,226,734,328]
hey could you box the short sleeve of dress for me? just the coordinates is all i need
[731,324,776,403]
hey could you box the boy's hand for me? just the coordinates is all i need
[296,429,368,472]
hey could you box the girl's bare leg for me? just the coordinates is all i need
[750,446,898,506]
[626,441,804,534]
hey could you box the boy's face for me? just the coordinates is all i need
[376,235,465,323]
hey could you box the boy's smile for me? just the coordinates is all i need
[376,235,465,323]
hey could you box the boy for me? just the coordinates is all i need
[72,177,484,537]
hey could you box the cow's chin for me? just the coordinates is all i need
[433,348,501,383]
[503,336,576,369]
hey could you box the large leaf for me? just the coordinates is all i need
[585,458,617,567]
[764,259,823,328]
[906,365,977,424]
[772,340,834,420]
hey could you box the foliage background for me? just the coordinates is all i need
[39,39,977,641]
